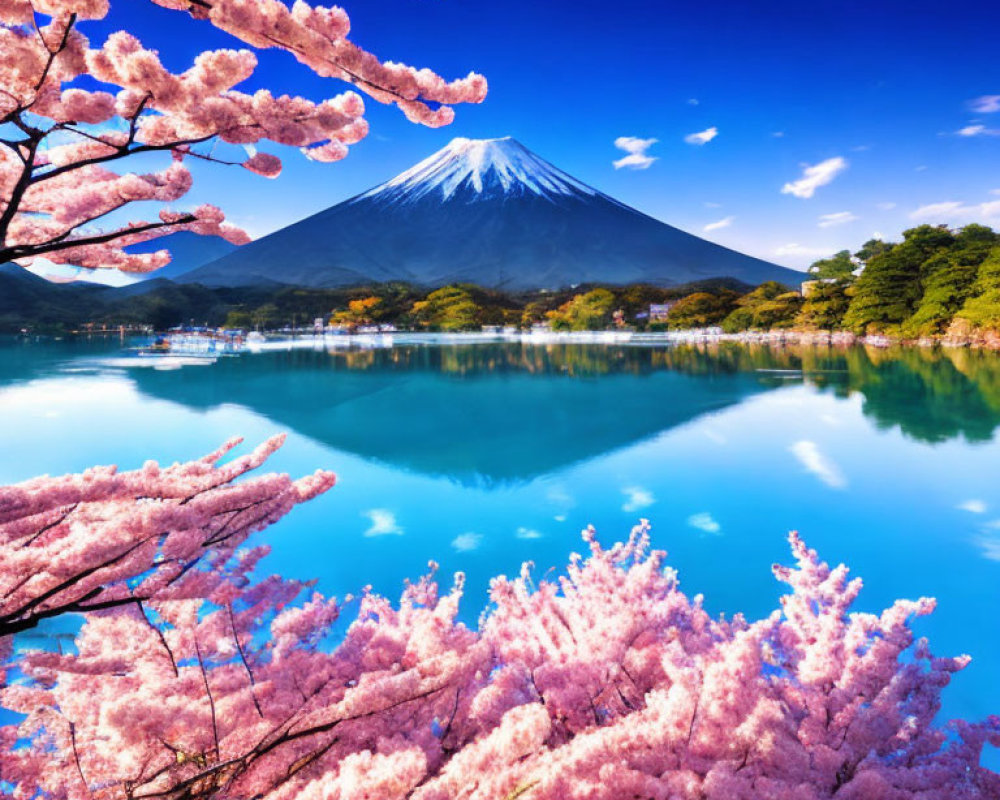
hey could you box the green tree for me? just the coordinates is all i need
[411,286,481,331]
[223,309,254,329]
[753,292,805,329]
[854,238,893,267]
[807,250,855,280]
[667,290,739,330]
[251,303,281,331]
[546,289,616,331]
[521,299,552,328]
[720,282,786,332]
[957,247,1000,330]
[842,226,956,333]
[795,280,852,330]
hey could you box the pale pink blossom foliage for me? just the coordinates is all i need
[0,0,486,272]
[0,434,335,640]
[1,460,997,800]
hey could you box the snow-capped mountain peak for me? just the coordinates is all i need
[353,137,601,205]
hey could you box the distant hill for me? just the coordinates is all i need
[182,137,803,291]
[127,231,240,282]
[0,263,101,328]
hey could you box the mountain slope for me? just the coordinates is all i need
[183,137,802,290]
[128,231,240,282]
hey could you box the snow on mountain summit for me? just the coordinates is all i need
[354,137,603,204]
[182,135,802,292]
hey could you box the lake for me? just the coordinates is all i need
[2,335,999,744]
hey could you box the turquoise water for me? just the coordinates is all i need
[2,337,1000,739]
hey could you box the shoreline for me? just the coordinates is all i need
[667,328,1000,350]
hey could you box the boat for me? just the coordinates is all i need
[136,328,246,358]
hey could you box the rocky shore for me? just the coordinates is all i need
[665,323,1000,350]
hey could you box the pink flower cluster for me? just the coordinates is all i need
[0,435,335,639]
[0,0,486,272]
[1,440,997,800]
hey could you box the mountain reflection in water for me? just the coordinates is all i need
[103,341,1000,484]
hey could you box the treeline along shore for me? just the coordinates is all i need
[5,223,1000,348]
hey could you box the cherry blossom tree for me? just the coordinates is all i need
[2,449,998,800]
[0,0,486,273]
[0,434,335,641]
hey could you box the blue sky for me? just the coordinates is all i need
[81,0,1000,272]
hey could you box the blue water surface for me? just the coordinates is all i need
[1,336,998,748]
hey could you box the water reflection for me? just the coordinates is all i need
[4,339,1000,484]
[121,344,775,484]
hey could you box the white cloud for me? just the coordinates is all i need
[687,512,721,534]
[956,124,1000,137]
[991,189,1000,196]
[363,509,403,537]
[774,243,833,258]
[790,440,847,489]
[451,532,482,552]
[684,126,718,145]
[781,157,848,199]
[969,95,1000,113]
[516,526,543,539]
[772,131,786,138]
[704,216,734,232]
[876,201,897,211]
[554,514,567,522]
[958,500,987,514]
[613,136,658,170]
[976,533,1000,561]
[915,165,928,172]
[687,98,700,106]
[910,199,1000,224]
[704,201,723,208]
[622,486,655,513]
[818,211,858,228]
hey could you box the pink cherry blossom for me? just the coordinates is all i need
[2,452,997,800]
[0,0,486,274]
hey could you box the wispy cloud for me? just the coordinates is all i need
[687,512,721,534]
[781,157,847,199]
[687,98,700,106]
[613,136,658,170]
[969,95,1000,113]
[790,440,847,489]
[774,243,833,258]
[876,201,897,211]
[956,124,1000,138]
[910,199,1000,224]
[451,532,482,552]
[622,486,655,513]
[974,520,1000,561]
[818,211,858,228]
[772,131,786,138]
[684,126,718,146]
[704,216,734,232]
[516,526,543,540]
[958,500,987,514]
[363,509,403,537]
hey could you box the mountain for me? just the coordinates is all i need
[182,137,802,290]
[0,263,100,315]
[128,231,240,282]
